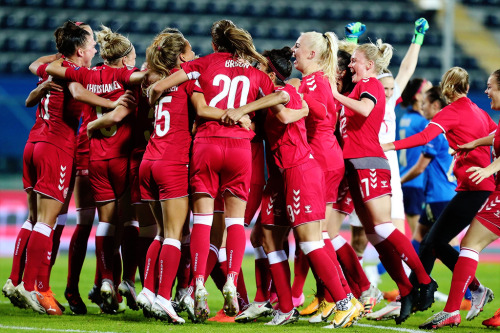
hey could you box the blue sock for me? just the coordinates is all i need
[453,245,460,252]
[412,239,420,254]
[377,262,387,275]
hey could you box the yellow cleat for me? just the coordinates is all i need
[309,300,336,323]
[299,296,323,316]
[331,301,360,328]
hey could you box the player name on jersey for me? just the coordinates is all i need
[225,59,250,69]
[86,81,122,94]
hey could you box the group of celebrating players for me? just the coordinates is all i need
[2,14,500,329]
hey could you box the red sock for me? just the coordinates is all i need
[143,236,162,292]
[253,247,271,302]
[50,215,66,268]
[225,220,246,283]
[237,268,249,309]
[376,223,431,285]
[122,222,139,282]
[204,245,220,281]
[304,245,347,302]
[323,233,351,295]
[67,224,92,290]
[469,277,480,291]
[36,236,53,292]
[291,246,309,299]
[176,237,191,289]
[95,222,115,281]
[157,239,182,300]
[23,223,52,292]
[190,214,212,283]
[444,248,479,312]
[374,241,413,296]
[333,235,370,295]
[268,250,293,313]
[9,221,32,285]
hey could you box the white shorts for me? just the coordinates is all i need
[386,150,405,221]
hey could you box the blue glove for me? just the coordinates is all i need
[412,18,429,45]
[345,22,366,44]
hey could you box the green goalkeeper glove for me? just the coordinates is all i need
[345,22,366,44]
[412,18,429,45]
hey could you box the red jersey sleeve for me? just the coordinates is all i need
[36,63,49,81]
[189,80,202,95]
[487,115,497,135]
[429,106,459,133]
[116,67,138,86]
[259,73,275,96]
[393,124,443,150]
[181,55,212,80]
[356,78,380,105]
[65,66,90,85]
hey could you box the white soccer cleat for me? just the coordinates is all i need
[151,295,185,324]
[3,278,26,309]
[222,277,239,316]
[118,279,138,311]
[360,284,383,314]
[178,288,196,323]
[366,301,401,321]
[235,301,273,323]
[467,285,494,321]
[100,279,118,312]
[137,287,156,316]
[15,282,45,314]
[264,308,299,325]
[194,281,209,322]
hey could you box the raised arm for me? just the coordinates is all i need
[382,123,443,151]
[394,18,429,91]
[400,154,432,183]
[25,78,63,107]
[150,69,189,105]
[129,71,148,85]
[45,58,68,79]
[29,53,61,75]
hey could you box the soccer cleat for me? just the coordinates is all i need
[235,301,273,323]
[482,308,500,328]
[37,289,64,315]
[208,308,235,322]
[299,295,323,316]
[174,286,191,312]
[194,281,209,322]
[65,287,87,315]
[309,300,336,323]
[331,300,359,328]
[264,308,299,325]
[396,289,418,324]
[351,298,365,318]
[179,290,196,323]
[100,279,118,313]
[3,279,26,309]
[151,295,185,324]
[222,277,239,316]
[467,285,494,321]
[137,287,155,317]
[419,310,461,329]
[418,279,438,312]
[366,301,401,321]
[118,279,138,311]
[360,284,383,314]
[292,293,305,308]
[15,282,46,314]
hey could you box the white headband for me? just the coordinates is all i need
[377,72,393,80]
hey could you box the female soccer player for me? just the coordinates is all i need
[331,39,436,324]
[383,66,496,323]
[46,25,146,313]
[149,19,274,321]
[419,69,500,329]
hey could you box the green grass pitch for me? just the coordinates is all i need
[0,254,498,332]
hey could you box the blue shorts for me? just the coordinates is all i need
[402,186,425,216]
[419,201,450,226]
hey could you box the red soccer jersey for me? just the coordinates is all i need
[299,71,343,171]
[430,97,496,191]
[264,84,311,169]
[131,86,154,153]
[28,61,86,157]
[65,64,137,160]
[143,72,197,163]
[181,52,274,139]
[339,77,386,159]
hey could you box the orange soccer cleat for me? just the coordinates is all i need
[483,308,500,328]
[37,289,64,315]
[207,308,236,322]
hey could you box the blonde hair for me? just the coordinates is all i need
[144,32,189,95]
[211,19,266,65]
[356,39,393,74]
[95,25,133,65]
[338,40,357,55]
[440,67,469,103]
[301,31,339,81]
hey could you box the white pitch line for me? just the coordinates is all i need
[299,318,428,333]
[0,325,120,333]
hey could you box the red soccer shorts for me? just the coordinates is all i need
[23,141,74,203]
[260,175,287,227]
[282,158,325,227]
[475,191,500,237]
[140,159,189,201]
[190,137,252,201]
[331,177,354,215]
[89,157,129,203]
[324,167,345,204]
[347,168,392,203]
